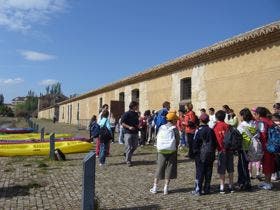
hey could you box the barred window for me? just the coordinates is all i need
[181,78,191,100]
[119,92,125,102]
[131,89,139,103]
[99,98,103,110]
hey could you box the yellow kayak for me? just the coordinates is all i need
[0,133,73,140]
[0,141,93,156]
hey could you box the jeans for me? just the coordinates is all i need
[186,133,195,158]
[118,127,125,144]
[99,142,109,164]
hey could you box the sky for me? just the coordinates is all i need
[0,0,279,103]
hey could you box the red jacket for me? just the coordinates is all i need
[176,116,184,131]
[213,121,229,152]
[184,111,196,134]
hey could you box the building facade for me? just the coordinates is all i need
[38,21,280,125]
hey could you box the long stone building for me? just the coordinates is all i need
[38,21,280,125]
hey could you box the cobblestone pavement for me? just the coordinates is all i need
[1,143,280,210]
[1,118,280,209]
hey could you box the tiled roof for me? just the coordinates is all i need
[59,21,280,105]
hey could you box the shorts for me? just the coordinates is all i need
[155,152,177,180]
[217,151,234,175]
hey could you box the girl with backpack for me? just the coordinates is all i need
[150,111,180,195]
[98,110,113,166]
[236,108,258,191]
[255,107,275,190]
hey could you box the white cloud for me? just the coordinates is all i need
[0,0,67,32]
[39,79,58,86]
[0,77,24,85]
[19,50,56,61]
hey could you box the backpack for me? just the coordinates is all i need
[267,125,280,154]
[156,125,177,152]
[54,148,66,161]
[154,109,168,132]
[199,129,216,162]
[188,113,199,129]
[244,127,263,161]
[99,120,112,143]
[90,122,100,138]
[223,126,243,151]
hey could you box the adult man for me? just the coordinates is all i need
[183,103,197,158]
[121,101,139,167]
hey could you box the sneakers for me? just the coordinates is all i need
[163,185,168,195]
[150,186,157,194]
[191,191,201,196]
[228,187,234,193]
[258,182,272,190]
[126,161,132,167]
[219,189,225,194]
[99,163,105,167]
[150,185,169,195]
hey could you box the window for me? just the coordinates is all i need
[131,89,139,103]
[99,98,103,110]
[181,78,191,100]
[77,103,80,120]
[119,92,125,102]
[62,107,64,119]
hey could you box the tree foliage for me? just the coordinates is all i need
[14,90,38,117]
[0,94,4,105]
[45,83,62,95]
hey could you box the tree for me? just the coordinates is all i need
[14,91,38,117]
[0,94,4,105]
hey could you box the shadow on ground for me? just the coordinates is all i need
[0,183,43,198]
[107,204,160,210]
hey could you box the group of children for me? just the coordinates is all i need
[151,102,280,195]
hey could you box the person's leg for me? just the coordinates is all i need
[217,151,226,193]
[96,138,101,156]
[187,133,194,158]
[237,151,245,187]
[204,161,214,194]
[111,127,115,143]
[227,152,234,191]
[99,143,106,165]
[119,127,125,144]
[124,134,132,163]
[130,134,139,161]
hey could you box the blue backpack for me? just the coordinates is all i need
[154,109,168,133]
[90,122,100,138]
[267,125,280,153]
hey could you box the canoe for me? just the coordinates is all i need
[0,141,93,156]
[0,137,89,144]
[0,133,73,140]
[0,128,34,134]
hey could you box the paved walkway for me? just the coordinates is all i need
[1,118,280,209]
[1,143,280,209]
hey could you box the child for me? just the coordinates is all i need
[213,110,234,194]
[98,110,112,166]
[192,113,217,196]
[255,107,275,190]
[237,108,258,190]
[271,113,280,181]
[177,109,186,148]
[150,111,180,195]
[208,108,216,129]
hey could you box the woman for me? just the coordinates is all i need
[255,107,275,190]
[237,108,257,190]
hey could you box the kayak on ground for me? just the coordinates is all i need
[0,133,73,140]
[0,140,93,156]
[0,128,34,134]
[0,137,90,144]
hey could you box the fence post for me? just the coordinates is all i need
[49,133,55,160]
[40,127,45,141]
[82,152,96,210]
[35,124,39,132]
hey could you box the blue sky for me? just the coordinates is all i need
[0,0,279,103]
